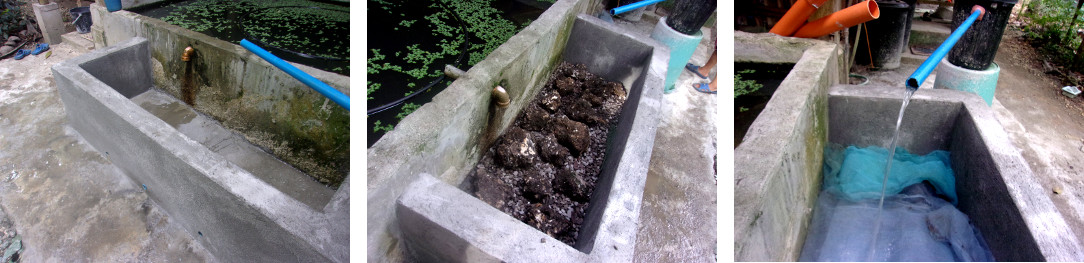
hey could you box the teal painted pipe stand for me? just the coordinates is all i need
[650,17,703,94]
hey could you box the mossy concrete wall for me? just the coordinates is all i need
[365,0,607,261]
[89,3,349,187]
[733,32,843,261]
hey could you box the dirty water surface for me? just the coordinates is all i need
[470,62,627,245]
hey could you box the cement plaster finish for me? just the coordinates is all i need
[33,3,65,45]
[366,0,607,261]
[0,41,212,262]
[89,3,349,187]
[829,85,1084,261]
[130,90,334,210]
[52,38,348,262]
[392,13,666,263]
[734,32,842,261]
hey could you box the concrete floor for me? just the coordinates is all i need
[0,42,211,261]
[612,13,718,262]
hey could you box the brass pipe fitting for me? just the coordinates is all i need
[182,46,195,62]
[492,86,510,108]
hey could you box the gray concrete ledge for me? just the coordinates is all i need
[734,32,842,261]
[52,37,348,262]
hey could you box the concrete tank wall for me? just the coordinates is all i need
[52,37,349,262]
[733,32,843,261]
[365,0,608,261]
[88,3,349,187]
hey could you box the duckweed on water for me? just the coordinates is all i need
[368,0,544,134]
[158,0,348,74]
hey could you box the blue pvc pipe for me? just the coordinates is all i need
[240,39,349,110]
[611,0,666,15]
[906,8,983,90]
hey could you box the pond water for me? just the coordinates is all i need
[131,0,349,76]
[734,62,793,148]
[366,0,550,147]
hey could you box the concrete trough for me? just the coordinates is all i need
[394,14,666,262]
[736,81,1084,260]
[825,85,1083,261]
[51,37,348,262]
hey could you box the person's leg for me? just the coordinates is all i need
[698,50,717,77]
[708,74,716,92]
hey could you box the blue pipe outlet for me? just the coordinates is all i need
[906,6,984,90]
[612,0,666,15]
[240,39,350,110]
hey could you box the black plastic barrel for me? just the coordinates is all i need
[948,0,1016,70]
[70,7,91,34]
[856,0,911,69]
[666,0,716,35]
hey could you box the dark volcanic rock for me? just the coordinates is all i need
[552,117,590,155]
[470,62,627,246]
[495,127,536,168]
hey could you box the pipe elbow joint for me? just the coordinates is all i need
[492,86,510,108]
[182,46,195,62]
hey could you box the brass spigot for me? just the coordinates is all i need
[182,46,194,62]
[492,86,510,108]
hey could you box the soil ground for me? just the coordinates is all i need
[990,23,1084,243]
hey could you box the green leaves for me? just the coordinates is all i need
[734,69,761,99]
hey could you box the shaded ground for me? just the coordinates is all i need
[0,42,211,261]
[989,24,1084,244]
[471,62,628,245]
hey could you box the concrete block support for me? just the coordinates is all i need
[51,38,348,262]
[32,2,65,45]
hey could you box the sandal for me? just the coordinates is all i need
[13,49,30,60]
[685,63,709,79]
[30,43,49,55]
[693,83,716,94]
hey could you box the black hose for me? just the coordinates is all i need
[366,3,471,116]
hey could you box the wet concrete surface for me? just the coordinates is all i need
[131,90,335,210]
[0,43,212,261]
[613,14,718,262]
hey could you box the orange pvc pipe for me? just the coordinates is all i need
[769,0,830,36]
[792,0,880,38]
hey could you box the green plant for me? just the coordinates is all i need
[0,0,27,40]
[1021,0,1081,65]
[735,69,762,98]
[735,69,762,112]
